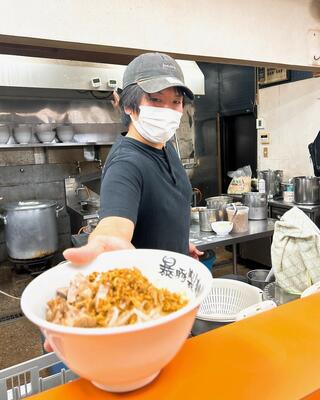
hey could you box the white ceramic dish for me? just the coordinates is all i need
[0,124,10,144]
[211,221,233,236]
[21,249,212,393]
[13,125,32,144]
[56,125,74,142]
[36,131,56,143]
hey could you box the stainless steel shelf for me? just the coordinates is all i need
[0,142,114,148]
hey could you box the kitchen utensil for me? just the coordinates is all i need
[211,221,233,236]
[199,208,218,231]
[231,202,238,221]
[293,176,320,205]
[263,282,300,305]
[205,195,232,220]
[0,124,10,144]
[247,269,273,290]
[190,206,206,223]
[13,124,32,144]
[258,170,283,199]
[56,125,74,142]
[196,278,263,322]
[226,205,249,233]
[242,192,268,220]
[0,200,63,260]
[265,267,274,282]
[21,248,212,392]
[235,300,277,321]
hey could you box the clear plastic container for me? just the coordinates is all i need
[226,205,249,233]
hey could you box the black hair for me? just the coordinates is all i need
[118,85,145,128]
[118,85,190,128]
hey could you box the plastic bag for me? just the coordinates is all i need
[227,165,252,194]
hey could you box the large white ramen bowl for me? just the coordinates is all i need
[21,249,212,393]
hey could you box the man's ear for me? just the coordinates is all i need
[111,90,120,109]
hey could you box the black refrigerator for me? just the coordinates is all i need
[194,63,257,197]
[220,111,257,194]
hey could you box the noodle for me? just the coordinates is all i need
[46,268,188,328]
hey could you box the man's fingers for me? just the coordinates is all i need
[44,340,53,353]
[63,241,105,265]
[63,236,134,266]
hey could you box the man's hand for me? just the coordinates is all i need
[189,242,204,260]
[63,235,134,265]
[44,235,134,352]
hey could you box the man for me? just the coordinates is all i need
[64,52,202,265]
[44,52,203,353]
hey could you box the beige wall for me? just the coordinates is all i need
[0,0,319,69]
[257,77,320,180]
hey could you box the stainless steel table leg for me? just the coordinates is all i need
[232,243,237,274]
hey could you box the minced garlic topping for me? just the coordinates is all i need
[46,268,188,328]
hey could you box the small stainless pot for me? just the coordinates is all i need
[247,269,271,290]
[199,208,218,231]
[242,192,268,220]
[205,196,232,221]
[293,176,320,205]
[0,200,63,260]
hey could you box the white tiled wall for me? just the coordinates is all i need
[258,78,320,181]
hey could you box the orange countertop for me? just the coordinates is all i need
[30,294,320,400]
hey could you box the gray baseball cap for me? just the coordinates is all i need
[122,52,194,100]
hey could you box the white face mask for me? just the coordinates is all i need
[131,106,182,144]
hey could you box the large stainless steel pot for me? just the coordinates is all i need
[293,176,320,205]
[0,200,63,260]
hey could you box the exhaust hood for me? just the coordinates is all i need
[0,54,205,95]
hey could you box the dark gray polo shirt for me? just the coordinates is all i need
[99,136,192,255]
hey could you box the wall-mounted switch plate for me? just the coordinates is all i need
[263,147,268,158]
[260,132,270,144]
[256,118,265,129]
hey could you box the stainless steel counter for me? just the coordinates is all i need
[190,219,275,273]
[268,199,320,212]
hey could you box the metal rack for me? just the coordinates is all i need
[0,142,114,149]
[0,353,78,400]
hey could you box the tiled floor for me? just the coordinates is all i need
[0,247,251,370]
